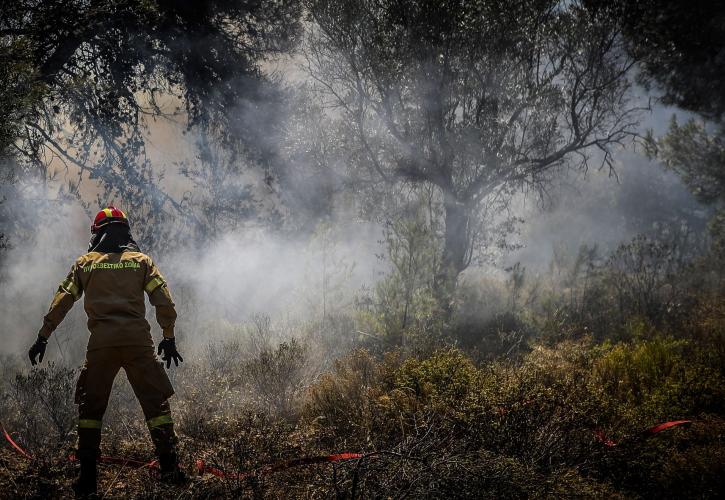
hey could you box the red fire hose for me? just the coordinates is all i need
[2,420,364,480]
[592,420,691,447]
[2,419,690,478]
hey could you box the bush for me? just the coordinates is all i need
[303,349,382,447]
[300,338,725,498]
[244,339,309,418]
[1,363,77,452]
[593,337,725,425]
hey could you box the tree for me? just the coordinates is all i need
[590,0,725,122]
[0,36,42,156]
[0,0,301,248]
[652,118,725,207]
[362,197,441,345]
[178,133,269,241]
[598,1,725,268]
[593,1,725,205]
[304,0,641,314]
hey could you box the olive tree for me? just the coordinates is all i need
[304,0,642,313]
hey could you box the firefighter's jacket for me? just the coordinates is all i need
[38,251,176,350]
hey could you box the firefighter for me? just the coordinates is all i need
[27,206,186,497]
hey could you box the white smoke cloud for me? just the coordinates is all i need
[0,186,88,356]
[163,221,383,346]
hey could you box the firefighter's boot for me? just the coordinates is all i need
[159,451,188,484]
[74,427,100,498]
[72,456,97,498]
[150,422,187,484]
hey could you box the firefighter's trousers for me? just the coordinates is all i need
[75,345,178,460]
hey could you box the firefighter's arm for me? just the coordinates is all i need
[144,259,177,339]
[38,263,83,339]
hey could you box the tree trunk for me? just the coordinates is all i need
[434,196,470,319]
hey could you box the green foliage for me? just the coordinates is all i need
[301,337,725,498]
[244,339,308,418]
[302,349,382,443]
[0,39,45,155]
[646,118,725,285]
[603,236,684,327]
[594,338,725,423]
[395,348,477,403]
[2,315,724,497]
[0,0,303,250]
[650,118,725,205]
[513,235,701,343]
[709,209,725,267]
[595,338,687,401]
[453,275,536,360]
[596,0,725,121]
[357,202,444,347]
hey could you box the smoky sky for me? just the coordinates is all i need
[505,102,705,270]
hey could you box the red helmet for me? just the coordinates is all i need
[91,206,129,233]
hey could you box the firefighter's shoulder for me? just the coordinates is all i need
[75,253,96,267]
[75,251,152,266]
[122,251,155,266]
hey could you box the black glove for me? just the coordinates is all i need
[29,335,48,366]
[157,337,183,368]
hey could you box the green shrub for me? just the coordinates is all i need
[1,363,77,452]
[394,348,477,403]
[244,339,308,417]
[593,337,725,425]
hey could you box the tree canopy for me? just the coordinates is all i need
[596,0,725,260]
[304,0,641,311]
[591,0,725,122]
[0,0,301,246]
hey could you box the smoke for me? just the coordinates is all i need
[0,46,389,359]
[505,104,708,271]
[0,22,713,361]
[163,221,383,346]
[0,181,384,357]
[0,187,88,355]
[506,150,708,270]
